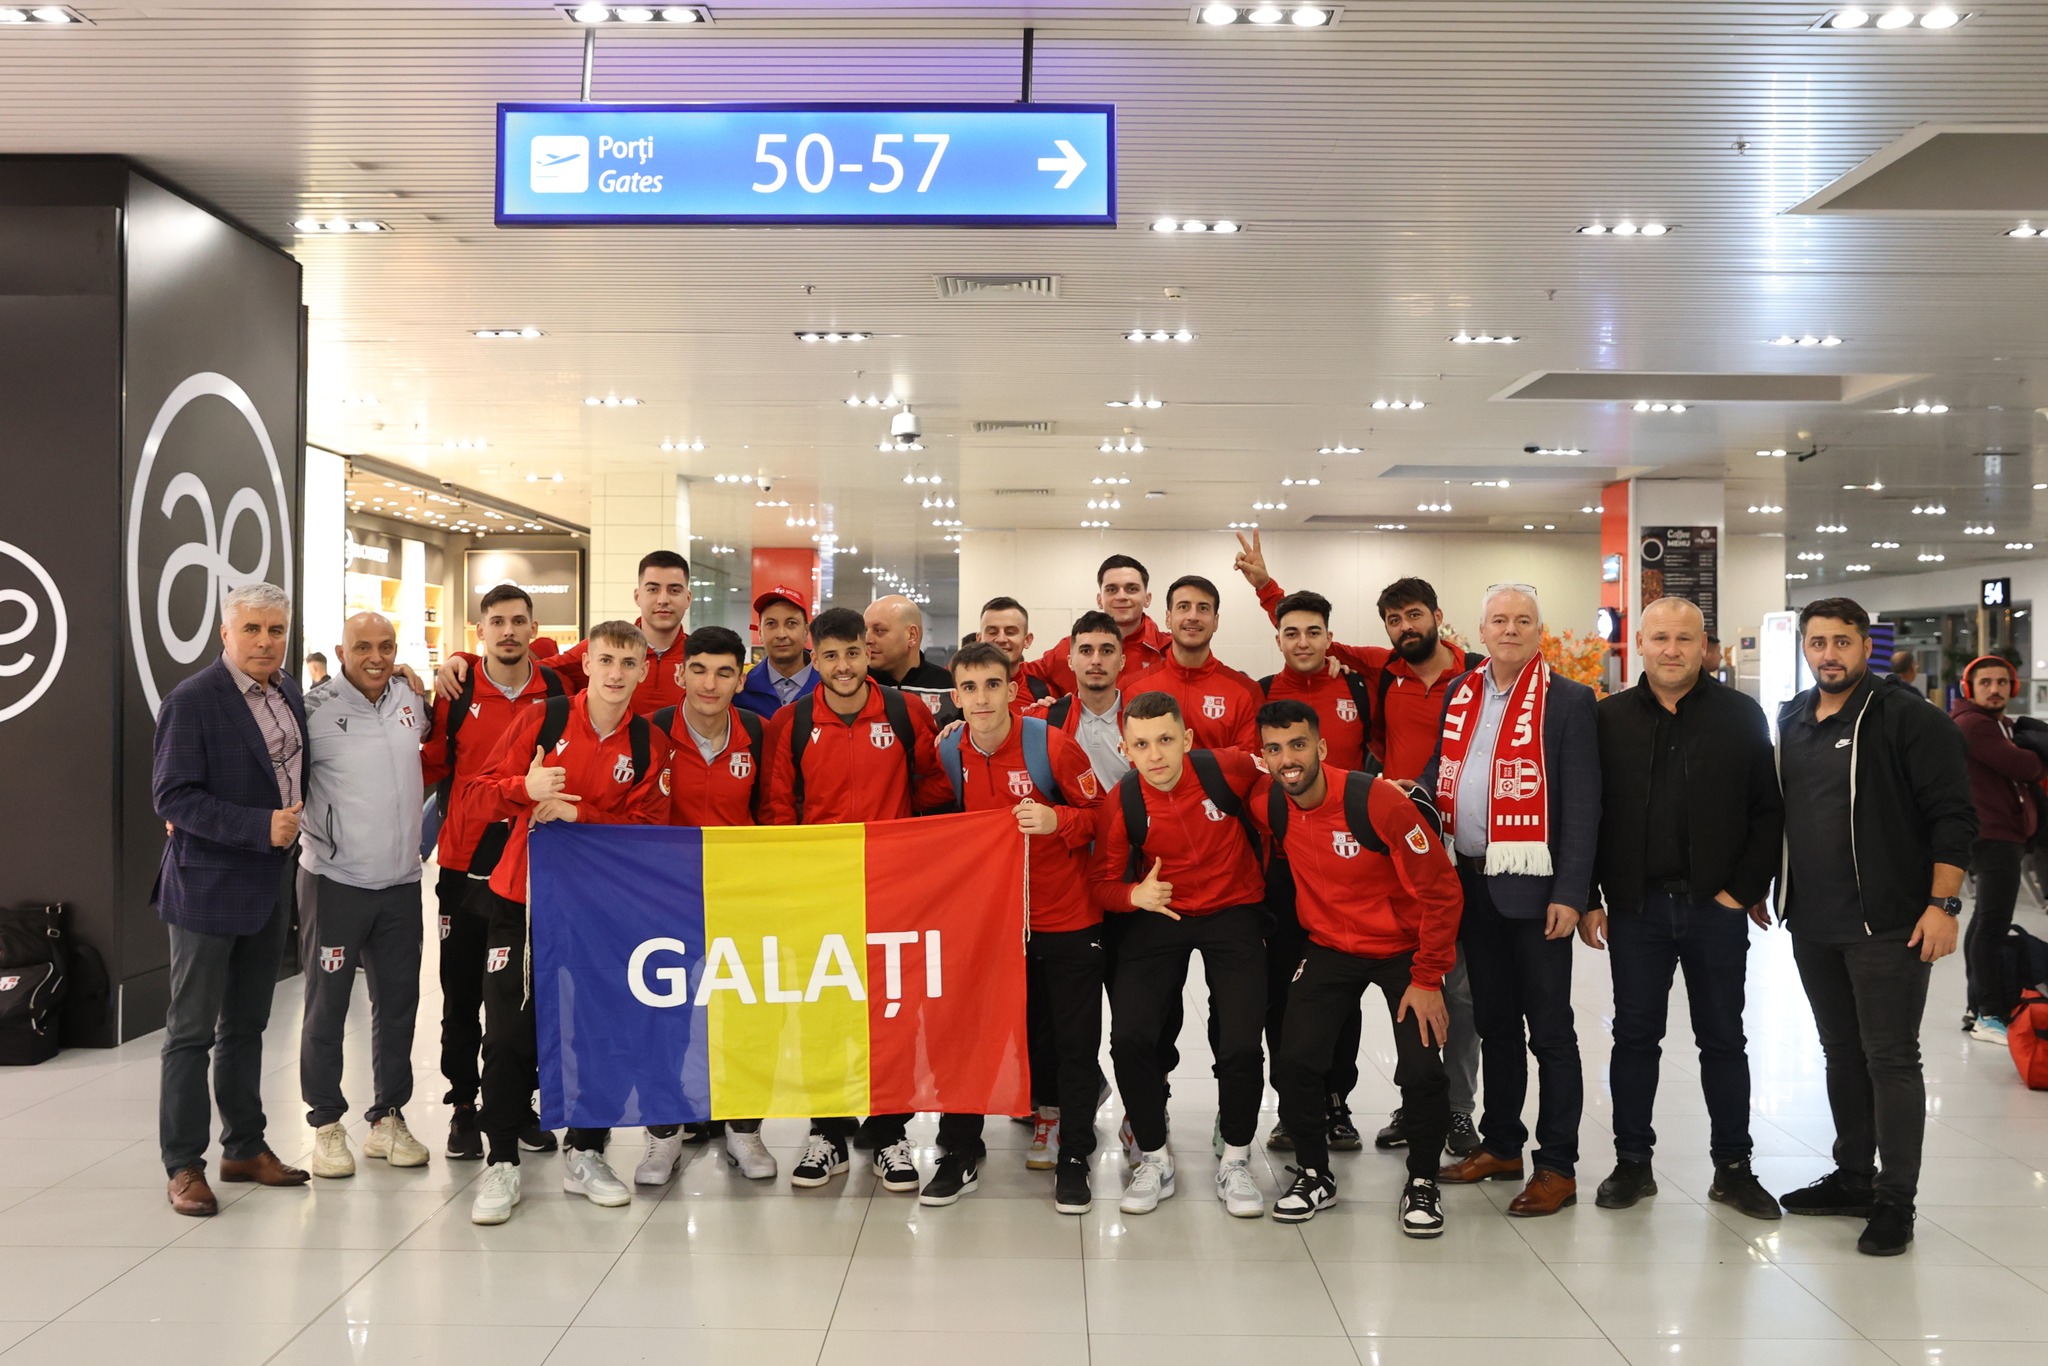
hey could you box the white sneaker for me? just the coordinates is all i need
[563,1148,632,1207]
[724,1129,777,1180]
[1120,1151,1176,1215]
[1216,1157,1263,1218]
[635,1131,685,1186]
[1027,1107,1060,1170]
[469,1162,522,1224]
[310,1122,355,1179]
[363,1115,429,1168]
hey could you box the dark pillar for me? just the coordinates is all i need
[0,157,304,1043]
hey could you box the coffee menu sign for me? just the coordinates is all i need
[1640,526,1719,636]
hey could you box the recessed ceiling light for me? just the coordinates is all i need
[1227,521,1260,530]
[1125,329,1195,343]
[1080,519,1113,529]
[473,327,544,339]
[1577,222,1673,237]
[1846,563,1873,571]
[1193,2,1340,23]
[1251,500,1287,511]
[1828,6,1870,24]
[1785,572,1810,581]
[25,5,81,21]
[1878,7,1916,26]
[1370,399,1424,410]
[1748,503,1783,514]
[2006,542,2035,551]
[846,394,900,408]
[1918,552,1946,562]
[1098,436,1146,454]
[1892,402,1950,414]
[1279,477,1321,487]
[1451,332,1519,344]
[795,330,870,342]
[1086,497,1122,510]
[660,439,706,452]
[1376,523,1408,531]
[1767,334,1844,346]
[1816,523,1847,533]
[1093,476,1131,485]
[2007,225,2042,238]
[563,2,711,20]
[1632,401,1689,413]
[1318,444,1361,455]
[0,9,27,20]
[293,217,391,233]
[1872,540,1901,549]
[1533,446,1582,456]
[1910,503,1947,514]
[1920,5,1961,26]
[1107,396,1165,409]
[1580,504,1606,514]
[1758,448,1788,458]
[1416,501,1453,512]
[584,395,642,406]
[1962,523,1997,535]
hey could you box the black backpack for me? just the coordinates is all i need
[436,662,566,803]
[535,695,653,785]
[788,686,918,821]
[436,663,567,876]
[1115,750,1261,882]
[0,903,69,1065]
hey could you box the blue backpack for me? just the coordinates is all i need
[938,716,1066,809]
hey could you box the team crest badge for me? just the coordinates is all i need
[1493,757,1542,801]
[1201,694,1226,720]
[486,946,511,973]
[1336,699,1358,722]
[1201,798,1227,822]
[1008,769,1035,798]
[318,946,346,973]
[0,976,18,992]
[869,722,897,749]
[729,751,752,779]
[1406,825,1433,855]
[1332,831,1362,858]
[1078,770,1100,800]
[659,768,672,796]
[438,916,451,942]
[399,705,418,729]
[613,754,634,783]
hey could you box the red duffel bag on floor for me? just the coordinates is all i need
[2012,989,2048,1091]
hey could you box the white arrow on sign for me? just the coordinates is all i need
[1037,140,1087,190]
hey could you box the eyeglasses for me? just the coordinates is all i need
[1485,582,1539,597]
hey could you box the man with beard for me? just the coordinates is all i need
[1775,598,1973,1256]
[1036,612,1130,788]
[1125,575,1262,752]
[736,585,816,719]
[1949,655,2044,1044]
[1023,554,1174,696]
[1232,538,1483,1157]
[1252,700,1462,1234]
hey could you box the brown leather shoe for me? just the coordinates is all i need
[168,1166,218,1217]
[1438,1149,1525,1184]
[1508,1168,1578,1217]
[218,1150,310,1187]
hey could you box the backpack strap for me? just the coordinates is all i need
[789,693,815,818]
[536,694,573,756]
[1341,770,1391,855]
[1046,695,1074,730]
[539,664,566,699]
[1117,769,1149,881]
[628,715,651,786]
[1026,674,1051,701]
[938,727,966,808]
[1258,673,1276,698]
[1343,670,1372,730]
[1266,779,1289,848]
[651,704,678,735]
[1020,716,1065,805]
[877,684,919,788]
[444,664,479,749]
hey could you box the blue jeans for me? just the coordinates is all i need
[1458,868,1581,1176]
[1609,890,1753,1165]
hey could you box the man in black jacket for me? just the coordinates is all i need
[1582,598,1784,1220]
[1776,597,1975,1257]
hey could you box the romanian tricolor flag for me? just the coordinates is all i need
[528,810,1029,1128]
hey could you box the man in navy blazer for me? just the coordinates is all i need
[734,584,818,719]
[1418,583,1601,1217]
[152,582,314,1216]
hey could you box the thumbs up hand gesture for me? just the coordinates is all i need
[1130,857,1179,919]
[270,801,303,848]
[525,746,569,802]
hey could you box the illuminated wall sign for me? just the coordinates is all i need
[497,102,1116,227]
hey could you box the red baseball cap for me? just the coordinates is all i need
[753,585,811,618]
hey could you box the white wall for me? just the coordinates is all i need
[1721,532,1789,654]
[1791,553,2048,668]
[958,529,1602,667]
[299,447,347,676]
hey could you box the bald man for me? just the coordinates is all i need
[298,611,433,1179]
[866,594,955,716]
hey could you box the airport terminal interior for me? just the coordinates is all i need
[4,1,2048,1362]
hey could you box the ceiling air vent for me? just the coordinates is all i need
[933,273,1063,300]
[991,487,1054,497]
[972,419,1056,434]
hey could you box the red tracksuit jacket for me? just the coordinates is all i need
[1259,666,1370,771]
[659,708,763,828]
[535,619,687,716]
[1022,616,1172,697]
[759,683,953,825]
[951,722,1105,932]
[420,662,561,874]
[1089,749,1266,915]
[1252,766,1462,988]
[1126,653,1264,753]
[466,694,674,903]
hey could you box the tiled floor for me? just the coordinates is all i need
[1,892,2045,1363]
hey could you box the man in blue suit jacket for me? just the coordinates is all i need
[1419,583,1601,1217]
[152,582,314,1216]
[734,584,818,719]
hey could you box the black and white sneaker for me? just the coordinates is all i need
[919,1154,979,1206]
[790,1134,849,1188]
[1373,1108,1409,1150]
[519,1109,558,1154]
[1271,1165,1338,1223]
[1444,1111,1481,1157]
[874,1138,921,1193]
[1399,1176,1445,1238]
[1053,1155,1093,1215]
[1326,1097,1362,1152]
[446,1104,483,1161]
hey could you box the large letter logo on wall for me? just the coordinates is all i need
[125,372,294,718]
[0,542,67,724]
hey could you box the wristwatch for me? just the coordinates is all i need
[1928,896,1963,917]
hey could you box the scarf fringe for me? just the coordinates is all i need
[1483,840,1554,878]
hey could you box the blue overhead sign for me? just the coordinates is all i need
[496,102,1115,227]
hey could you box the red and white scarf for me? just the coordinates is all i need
[1433,655,1553,877]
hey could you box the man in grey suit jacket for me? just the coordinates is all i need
[1419,583,1601,1216]
[151,582,313,1216]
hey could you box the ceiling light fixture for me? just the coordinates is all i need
[1911,503,1947,514]
[879,441,924,453]
[1151,217,1242,233]
[1632,400,1689,413]
[472,327,544,339]
[846,394,900,408]
[1279,477,1321,487]
[1962,523,1997,534]
[1786,572,1811,581]
[1080,519,1113,529]
[901,473,941,485]
[921,496,956,509]
[1918,552,1947,562]
[1576,222,1673,237]
[1845,563,1873,571]
[1087,498,1122,510]
[563,2,711,20]
[442,438,489,451]
[1797,552,1826,561]
[2008,225,2042,238]
[1872,540,1901,549]
[1193,3,1340,24]
[660,439,706,452]
[1318,443,1361,455]
[1227,521,1259,530]
[1376,522,1408,531]
[1108,396,1165,409]
[1534,447,1583,457]
[1370,399,1425,411]
[1417,501,1453,512]
[1816,523,1847,533]
[1451,332,1519,345]
[1748,503,1783,514]
[755,499,789,508]
[2006,542,2036,551]
[1890,402,1949,414]
[711,473,763,486]
[931,518,963,528]
[1767,334,1845,346]
[1099,436,1146,454]
[1125,329,1195,343]
[292,217,390,233]
[795,331,870,342]
[584,395,641,406]
[1251,500,1287,511]
[1758,448,1789,458]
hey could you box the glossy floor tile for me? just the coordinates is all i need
[0,895,2043,1361]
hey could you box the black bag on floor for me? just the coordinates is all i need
[0,904,68,1065]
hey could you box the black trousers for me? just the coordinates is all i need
[1109,904,1267,1153]
[1264,896,1362,1101]
[1278,944,1447,1178]
[436,867,488,1108]
[949,923,1107,1162]
[1103,909,1181,1085]
[1965,838,2024,1016]
[1458,867,1582,1177]
[1608,891,1753,1165]
[1792,931,1932,1209]
[477,890,607,1165]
